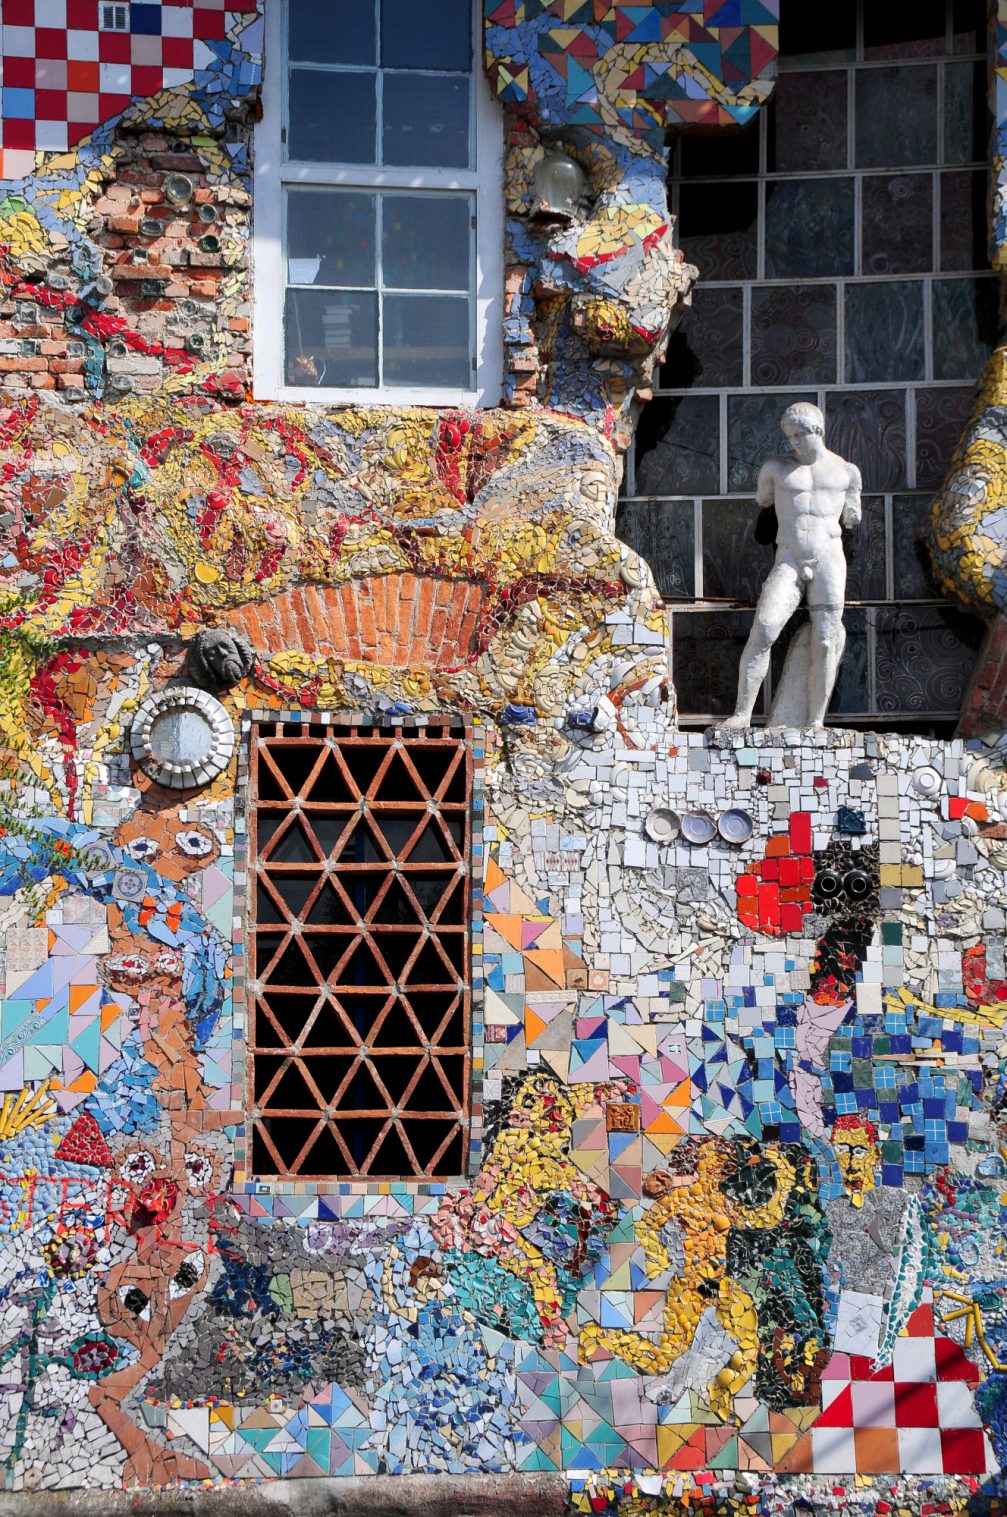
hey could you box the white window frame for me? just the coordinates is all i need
[254,0,504,407]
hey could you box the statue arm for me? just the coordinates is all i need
[755,460,776,509]
[841,464,862,530]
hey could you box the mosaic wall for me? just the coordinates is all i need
[1,0,1007,1511]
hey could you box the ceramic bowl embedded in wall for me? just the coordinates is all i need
[130,686,235,789]
[913,766,941,797]
[644,807,681,843]
[681,810,717,846]
[718,809,755,845]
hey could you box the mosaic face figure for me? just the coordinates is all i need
[832,1114,879,1208]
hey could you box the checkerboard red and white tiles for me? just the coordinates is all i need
[781,1299,1000,1475]
[0,0,257,178]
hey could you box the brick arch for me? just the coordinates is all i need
[219,574,487,668]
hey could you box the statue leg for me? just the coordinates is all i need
[725,565,802,726]
[806,605,845,727]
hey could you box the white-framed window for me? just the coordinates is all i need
[254,0,504,407]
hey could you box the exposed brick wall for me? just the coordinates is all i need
[219,576,488,668]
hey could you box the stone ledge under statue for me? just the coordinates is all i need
[718,403,863,732]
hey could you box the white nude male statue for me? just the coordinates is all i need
[724,402,862,730]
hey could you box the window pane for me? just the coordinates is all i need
[768,71,848,173]
[680,125,759,177]
[615,499,694,598]
[634,395,719,496]
[944,60,988,164]
[381,0,471,70]
[777,1,856,65]
[892,494,942,599]
[284,288,378,387]
[940,169,988,271]
[764,178,854,278]
[726,391,817,493]
[286,189,375,287]
[932,276,998,380]
[288,0,376,65]
[844,497,887,601]
[861,175,933,275]
[825,391,907,492]
[750,285,837,386]
[701,499,776,601]
[863,0,946,58]
[382,293,471,387]
[287,68,376,164]
[855,67,938,167]
[678,182,758,281]
[660,286,744,389]
[382,195,471,291]
[875,606,983,716]
[673,610,760,719]
[915,385,977,488]
[845,281,925,383]
[953,0,988,53]
[382,73,470,168]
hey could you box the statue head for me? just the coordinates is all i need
[187,629,256,691]
[831,1113,879,1207]
[781,402,826,465]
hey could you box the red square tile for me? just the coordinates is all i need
[131,65,163,96]
[35,89,68,119]
[67,0,98,24]
[162,36,195,68]
[35,27,68,58]
[3,0,37,23]
[778,856,801,886]
[99,31,130,62]
[2,118,35,149]
[781,902,804,933]
[761,857,779,881]
[789,812,812,854]
[940,1427,986,1474]
[193,6,227,38]
[98,91,130,118]
[934,1336,979,1382]
[3,56,36,88]
[893,1380,939,1427]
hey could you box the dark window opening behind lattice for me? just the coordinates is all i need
[249,720,472,1179]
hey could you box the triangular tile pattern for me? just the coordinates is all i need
[250,722,471,1179]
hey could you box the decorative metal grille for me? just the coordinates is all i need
[249,719,471,1179]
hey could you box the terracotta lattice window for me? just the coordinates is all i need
[249,720,472,1179]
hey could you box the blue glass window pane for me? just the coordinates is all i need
[764,178,854,278]
[678,182,757,281]
[673,611,761,719]
[661,286,744,389]
[769,71,848,172]
[944,60,988,164]
[861,175,933,275]
[634,396,720,496]
[615,500,695,599]
[855,67,938,166]
[751,285,837,387]
[825,391,907,492]
[701,499,776,601]
[932,276,998,380]
[845,282,925,383]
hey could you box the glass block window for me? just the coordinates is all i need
[254,0,502,404]
[617,0,991,731]
[249,720,472,1180]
